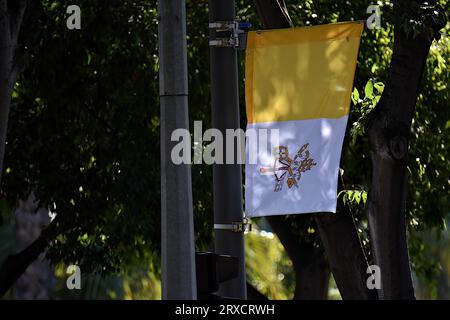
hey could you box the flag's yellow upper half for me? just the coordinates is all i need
[245,22,364,124]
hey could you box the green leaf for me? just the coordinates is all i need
[373,82,385,93]
[354,192,361,205]
[371,64,378,73]
[374,95,381,104]
[445,120,450,130]
[362,191,368,205]
[364,81,374,99]
[87,51,92,65]
[351,88,359,105]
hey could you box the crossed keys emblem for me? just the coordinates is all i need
[259,143,317,192]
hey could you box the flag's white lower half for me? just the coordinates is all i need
[245,115,348,217]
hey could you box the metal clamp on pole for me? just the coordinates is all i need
[209,21,251,49]
[214,218,252,233]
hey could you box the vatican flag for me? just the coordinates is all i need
[245,22,364,217]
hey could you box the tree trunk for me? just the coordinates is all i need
[364,0,446,300]
[0,0,43,299]
[314,178,377,300]
[267,216,329,300]
[254,0,376,300]
[0,0,27,185]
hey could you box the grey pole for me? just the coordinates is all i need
[209,0,247,299]
[158,0,197,300]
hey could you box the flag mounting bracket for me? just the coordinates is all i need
[209,21,251,49]
[214,218,252,233]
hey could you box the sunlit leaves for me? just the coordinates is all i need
[350,79,384,143]
[339,189,368,206]
[364,80,374,99]
[351,87,359,105]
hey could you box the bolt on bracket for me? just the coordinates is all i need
[209,21,251,49]
[214,218,252,233]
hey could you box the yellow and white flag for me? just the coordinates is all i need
[245,22,364,217]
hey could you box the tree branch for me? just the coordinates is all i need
[0,212,58,297]
[254,0,293,29]
[0,232,47,296]
[246,281,268,300]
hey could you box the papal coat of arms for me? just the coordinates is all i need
[259,143,317,192]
